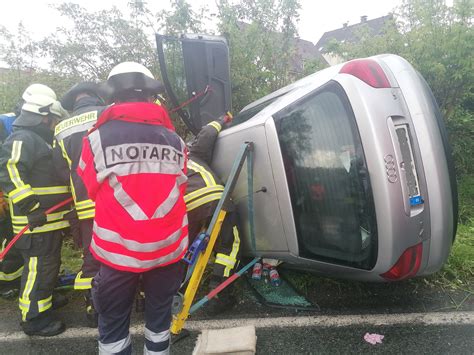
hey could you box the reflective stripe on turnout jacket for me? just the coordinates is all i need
[53,97,106,220]
[78,102,188,272]
[185,120,224,222]
[0,128,71,234]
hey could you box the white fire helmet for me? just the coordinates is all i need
[21,84,61,116]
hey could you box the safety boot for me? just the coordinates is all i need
[84,290,98,328]
[21,313,66,337]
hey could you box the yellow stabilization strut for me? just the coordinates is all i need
[171,209,227,334]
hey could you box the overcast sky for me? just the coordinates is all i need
[2,0,402,44]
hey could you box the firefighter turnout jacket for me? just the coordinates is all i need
[186,120,225,216]
[186,119,240,277]
[0,113,24,285]
[53,96,105,220]
[0,125,71,234]
[78,102,188,273]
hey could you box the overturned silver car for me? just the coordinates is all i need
[157,35,457,282]
[211,54,457,282]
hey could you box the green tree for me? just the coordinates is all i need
[216,0,301,112]
[0,23,77,112]
[40,3,158,81]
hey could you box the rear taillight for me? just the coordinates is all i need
[381,243,423,281]
[340,59,391,88]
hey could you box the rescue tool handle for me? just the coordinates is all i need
[189,257,260,314]
[0,197,73,261]
[171,143,254,335]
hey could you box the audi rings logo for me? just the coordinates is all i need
[384,154,398,183]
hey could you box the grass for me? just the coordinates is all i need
[437,175,474,290]
[458,175,474,224]
[60,238,83,275]
[427,222,474,290]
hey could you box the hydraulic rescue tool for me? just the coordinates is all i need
[171,142,258,335]
[0,197,73,261]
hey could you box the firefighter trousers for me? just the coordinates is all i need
[15,230,63,323]
[92,261,184,355]
[0,216,23,286]
[188,209,241,278]
[73,219,100,290]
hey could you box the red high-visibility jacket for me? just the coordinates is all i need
[78,102,188,272]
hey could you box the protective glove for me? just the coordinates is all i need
[27,209,47,231]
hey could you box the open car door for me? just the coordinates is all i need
[156,34,232,134]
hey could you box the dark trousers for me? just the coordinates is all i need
[93,262,184,355]
[74,219,100,290]
[0,216,23,285]
[188,208,241,278]
[15,230,63,324]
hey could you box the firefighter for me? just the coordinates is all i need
[0,84,71,336]
[0,105,24,297]
[186,114,241,314]
[52,82,106,327]
[78,62,187,354]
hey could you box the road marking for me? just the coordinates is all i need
[1,311,473,342]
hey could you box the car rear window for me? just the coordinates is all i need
[274,81,377,270]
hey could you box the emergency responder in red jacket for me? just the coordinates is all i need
[186,115,241,314]
[0,84,71,336]
[53,82,106,327]
[78,62,187,355]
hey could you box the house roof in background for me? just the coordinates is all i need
[315,15,393,52]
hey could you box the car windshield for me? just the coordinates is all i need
[274,81,377,270]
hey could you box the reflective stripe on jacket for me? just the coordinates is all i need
[0,127,71,234]
[53,97,105,220]
[78,102,188,272]
[185,120,224,218]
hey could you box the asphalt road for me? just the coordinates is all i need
[0,274,472,354]
[0,324,472,354]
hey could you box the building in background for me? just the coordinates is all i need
[315,15,393,66]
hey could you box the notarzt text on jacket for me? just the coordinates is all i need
[105,143,184,168]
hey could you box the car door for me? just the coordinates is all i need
[156,34,232,134]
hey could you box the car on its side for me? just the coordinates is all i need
[211,54,457,281]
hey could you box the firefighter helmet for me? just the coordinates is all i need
[105,62,164,101]
[21,84,58,116]
[15,84,67,126]
[61,82,105,111]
